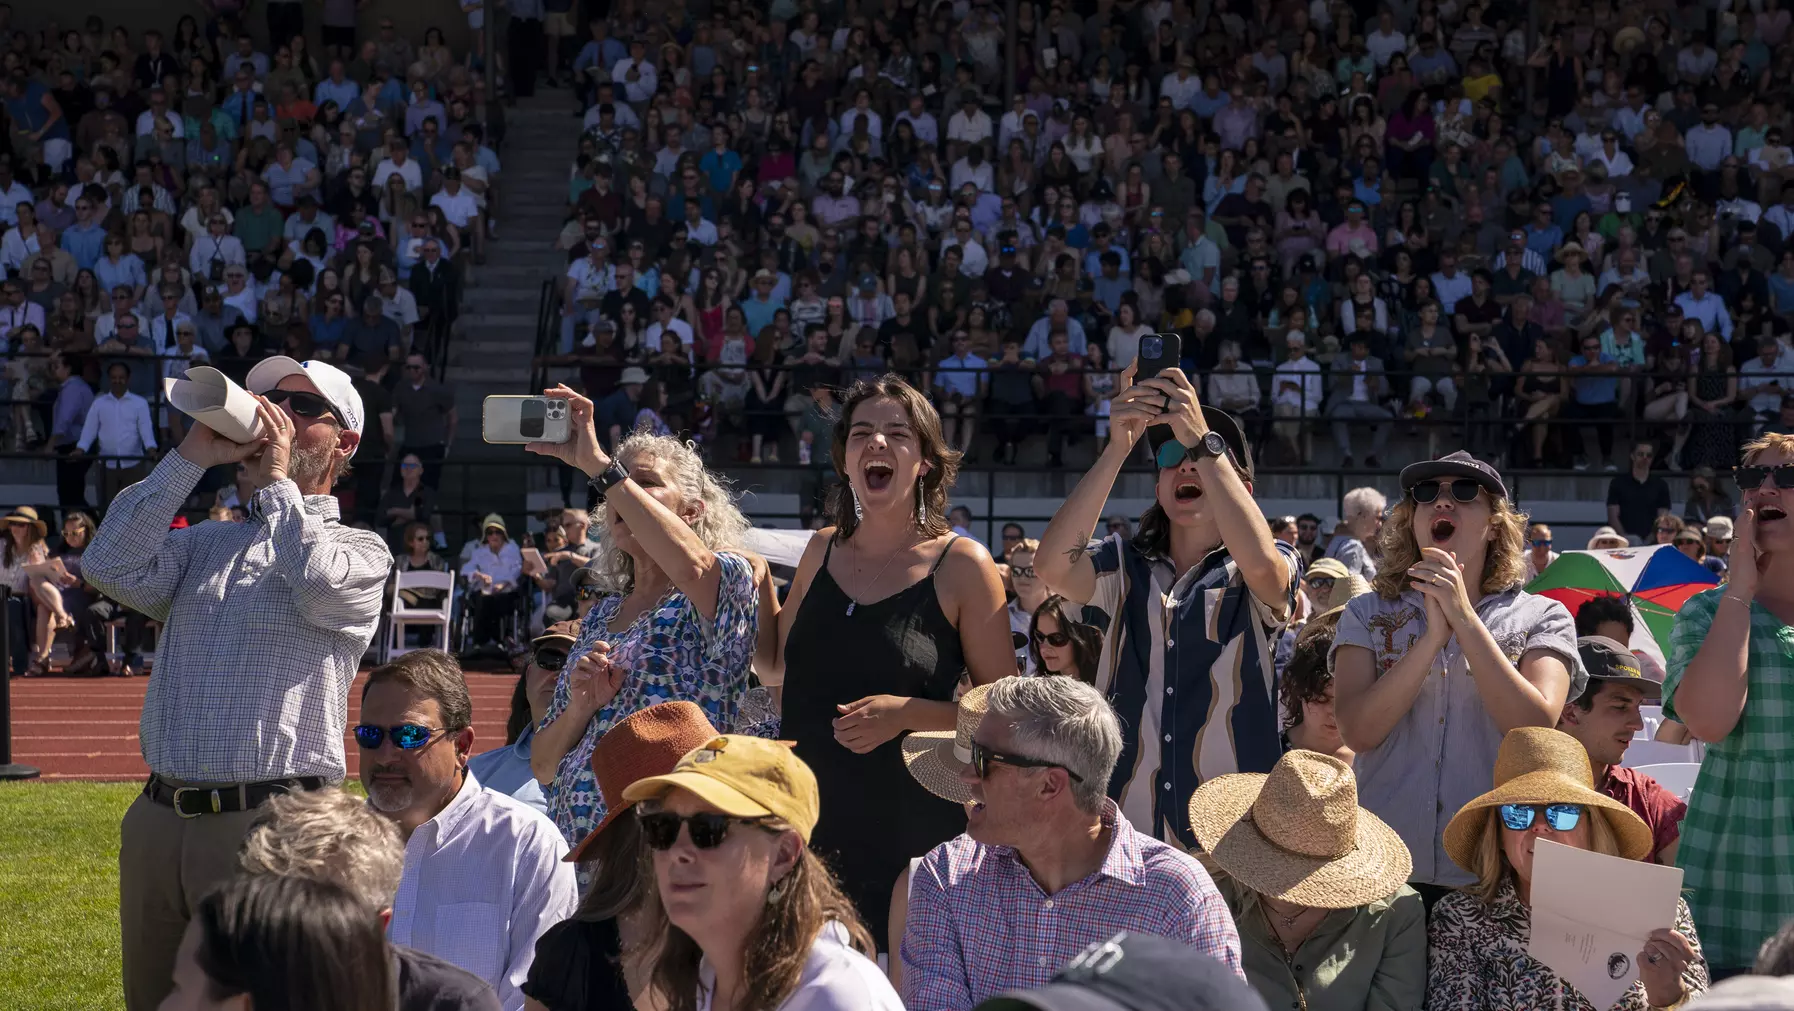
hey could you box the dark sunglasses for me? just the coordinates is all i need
[1498,802,1584,833]
[532,646,568,671]
[353,723,442,750]
[1736,465,1794,491]
[638,809,769,850]
[576,586,602,600]
[1010,565,1036,579]
[1530,538,1552,548]
[265,388,338,421]
[970,740,1084,782]
[1034,629,1071,647]
[1410,479,1481,504]
[1306,575,1337,594]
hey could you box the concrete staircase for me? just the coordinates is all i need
[436,95,577,535]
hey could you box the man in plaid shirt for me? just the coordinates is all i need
[899,678,1242,1009]
[84,357,392,1011]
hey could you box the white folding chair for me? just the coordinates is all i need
[385,570,456,661]
[1630,762,1701,801]
[1637,704,1664,741]
[1622,739,1702,767]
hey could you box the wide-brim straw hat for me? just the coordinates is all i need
[1189,750,1411,909]
[1442,727,1653,873]
[565,701,720,863]
[902,681,1001,804]
[2,506,47,539]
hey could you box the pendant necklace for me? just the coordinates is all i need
[847,538,906,616]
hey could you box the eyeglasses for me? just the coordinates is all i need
[1530,538,1553,548]
[1010,565,1036,579]
[1736,465,1794,490]
[1410,479,1482,504]
[576,586,602,601]
[532,646,568,671]
[1306,575,1337,594]
[1033,629,1071,647]
[1498,803,1584,833]
[400,461,422,470]
[970,740,1084,782]
[264,388,338,422]
[353,723,444,750]
[638,809,771,850]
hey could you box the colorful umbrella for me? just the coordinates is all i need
[1525,545,1720,654]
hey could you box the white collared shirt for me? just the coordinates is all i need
[697,921,902,1011]
[77,390,157,464]
[387,770,579,1011]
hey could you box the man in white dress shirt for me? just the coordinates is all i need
[77,361,158,507]
[359,650,578,1011]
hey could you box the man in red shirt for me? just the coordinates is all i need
[1557,635,1688,865]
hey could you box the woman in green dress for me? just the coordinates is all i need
[1663,431,1794,976]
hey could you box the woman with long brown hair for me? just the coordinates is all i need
[626,734,903,1011]
[1027,594,1101,683]
[774,375,1012,955]
[1332,452,1582,905]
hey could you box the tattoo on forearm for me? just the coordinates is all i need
[1064,543,1088,563]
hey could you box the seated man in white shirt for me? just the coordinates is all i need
[1270,329,1323,464]
[430,168,484,261]
[375,139,426,193]
[359,650,578,1010]
[1740,338,1793,427]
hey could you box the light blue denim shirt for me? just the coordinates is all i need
[1331,587,1585,886]
[466,725,546,816]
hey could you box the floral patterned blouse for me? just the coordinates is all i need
[537,550,760,847]
[1426,879,1708,1011]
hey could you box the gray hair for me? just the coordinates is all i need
[238,788,405,913]
[589,432,750,594]
[1342,486,1387,523]
[982,677,1122,813]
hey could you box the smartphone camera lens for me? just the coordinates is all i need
[1141,336,1162,358]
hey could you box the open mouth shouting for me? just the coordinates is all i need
[1761,504,1788,525]
[863,460,895,492]
[1431,517,1457,544]
[1173,479,1203,503]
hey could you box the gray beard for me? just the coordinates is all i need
[365,778,414,813]
[287,440,336,491]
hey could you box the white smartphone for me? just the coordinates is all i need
[482,395,572,444]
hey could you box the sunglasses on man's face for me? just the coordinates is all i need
[265,388,338,422]
[638,809,771,850]
[353,723,443,750]
[970,740,1084,782]
[1498,802,1584,833]
[532,646,568,671]
[1306,575,1337,594]
[1010,565,1036,579]
[1530,538,1552,548]
[1736,465,1794,491]
[1410,479,1481,504]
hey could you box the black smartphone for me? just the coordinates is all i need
[1135,332,1182,383]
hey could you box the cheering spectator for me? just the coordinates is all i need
[899,677,1242,1008]
[1428,727,1707,1009]
[358,650,578,1008]
[84,356,388,1010]
[624,734,905,1009]
[1333,453,1580,903]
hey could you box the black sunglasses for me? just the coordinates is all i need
[638,809,770,850]
[265,388,338,421]
[1736,465,1794,491]
[970,740,1084,782]
[1034,629,1071,647]
[1410,479,1481,504]
[1306,575,1337,593]
[532,646,568,671]
[1010,565,1037,579]
[353,723,443,750]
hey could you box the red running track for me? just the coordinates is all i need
[5,668,522,781]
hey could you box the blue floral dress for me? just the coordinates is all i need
[538,550,760,847]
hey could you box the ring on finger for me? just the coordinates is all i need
[1648,952,1662,964]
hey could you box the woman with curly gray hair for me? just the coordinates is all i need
[525,385,767,848]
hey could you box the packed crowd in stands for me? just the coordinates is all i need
[18,1,1794,1010]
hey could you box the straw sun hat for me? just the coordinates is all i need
[1442,726,1653,873]
[2,506,47,539]
[902,681,1000,805]
[565,701,720,863]
[1188,751,1411,909]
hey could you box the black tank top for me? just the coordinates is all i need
[782,535,969,951]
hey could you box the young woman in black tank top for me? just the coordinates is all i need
[774,376,1014,954]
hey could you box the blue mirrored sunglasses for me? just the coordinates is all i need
[1155,438,1239,471]
[1499,803,1583,832]
[353,723,442,750]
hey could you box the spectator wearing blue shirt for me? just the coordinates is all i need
[1684,104,1733,173]
[1550,179,1592,230]
[1090,250,1130,316]
[1081,226,1131,278]
[1429,252,1472,314]
[94,235,148,298]
[932,330,988,455]
[1189,75,1231,120]
[58,197,108,269]
[741,269,786,335]
[312,61,359,111]
[1524,202,1563,259]
[308,292,351,355]
[1674,272,1734,342]
[1567,333,1621,470]
[699,129,743,195]
[1023,299,1089,359]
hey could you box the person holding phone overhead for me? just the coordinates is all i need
[775,375,1013,954]
[1034,345,1301,848]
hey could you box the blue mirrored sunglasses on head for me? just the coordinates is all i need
[1499,802,1584,832]
[353,723,443,750]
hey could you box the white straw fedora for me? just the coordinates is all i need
[901,681,1001,805]
[1189,750,1412,909]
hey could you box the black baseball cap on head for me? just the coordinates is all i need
[1399,450,1507,501]
[1146,405,1254,483]
[973,933,1269,1011]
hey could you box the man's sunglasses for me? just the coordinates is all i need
[1530,539,1552,548]
[1306,575,1337,594]
[1736,465,1794,491]
[1033,630,1071,647]
[638,809,770,850]
[970,740,1084,782]
[1498,802,1584,833]
[576,586,602,600]
[353,723,443,750]
[532,646,568,671]
[265,388,338,421]
[1010,565,1036,579]
[1410,479,1481,504]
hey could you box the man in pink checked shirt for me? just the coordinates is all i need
[897,677,1242,1009]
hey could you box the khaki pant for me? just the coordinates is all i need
[119,791,261,1011]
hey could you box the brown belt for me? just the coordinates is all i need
[143,773,326,818]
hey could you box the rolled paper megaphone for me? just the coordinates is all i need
[163,366,266,445]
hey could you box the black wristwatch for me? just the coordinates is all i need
[1192,431,1228,461]
[589,460,630,499]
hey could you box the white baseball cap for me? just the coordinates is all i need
[244,357,367,458]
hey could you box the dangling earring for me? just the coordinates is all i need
[767,877,788,904]
[915,478,927,528]
[852,486,864,523]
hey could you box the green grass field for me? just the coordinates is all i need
[0,782,137,1011]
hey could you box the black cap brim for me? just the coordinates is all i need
[1398,457,1506,500]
